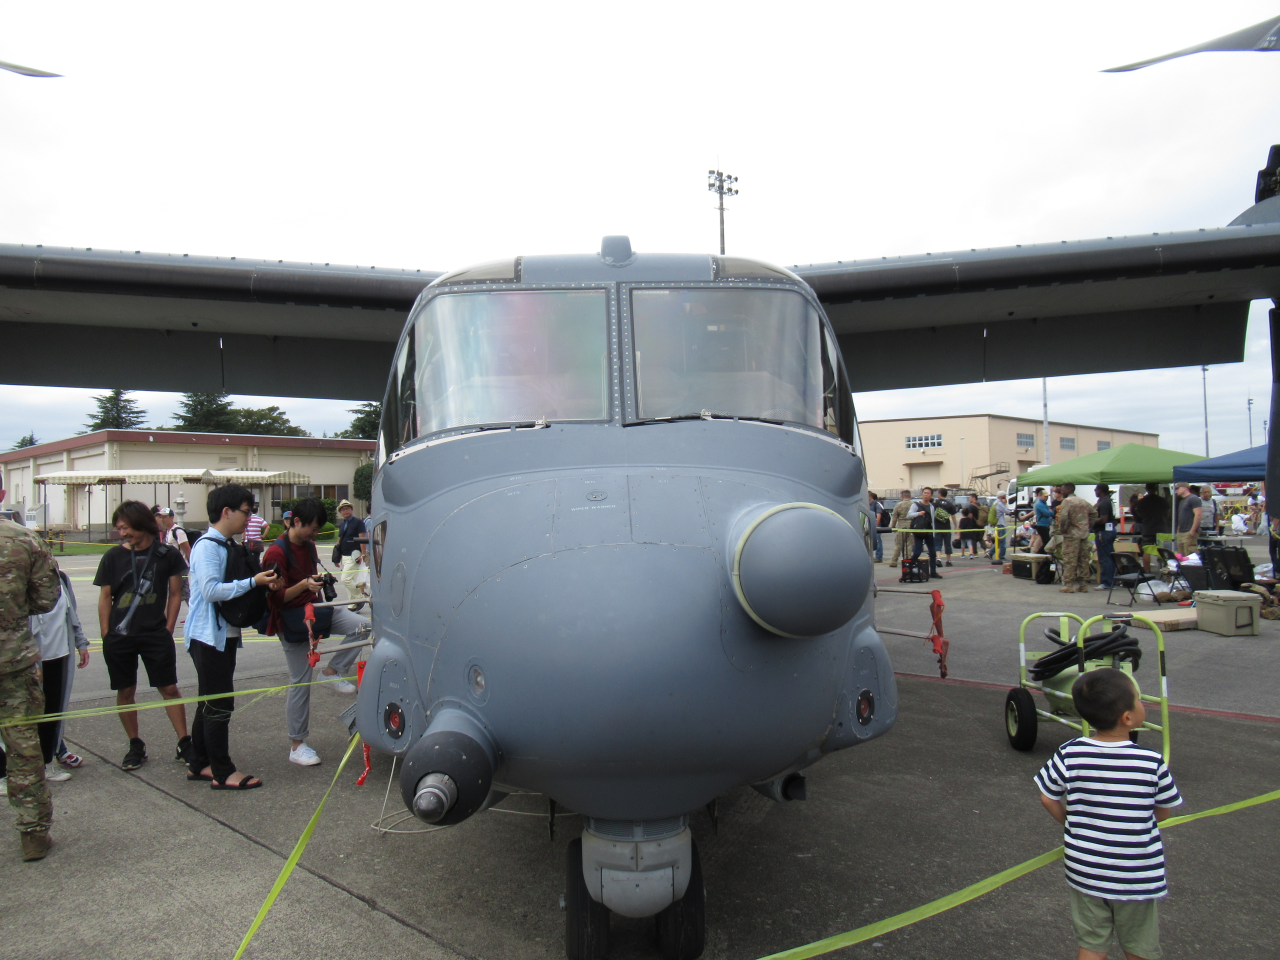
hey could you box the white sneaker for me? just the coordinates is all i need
[44,763,71,783]
[0,776,7,796]
[330,679,357,694]
[289,743,322,766]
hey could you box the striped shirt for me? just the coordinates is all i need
[1035,737,1181,900]
[243,514,268,545]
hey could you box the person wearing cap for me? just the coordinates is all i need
[335,500,368,602]
[1092,484,1118,591]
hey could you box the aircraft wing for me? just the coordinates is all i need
[0,246,440,400]
[793,216,1280,392]
[1103,15,1280,73]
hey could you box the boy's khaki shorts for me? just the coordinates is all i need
[1070,889,1162,958]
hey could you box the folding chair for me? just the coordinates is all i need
[1108,552,1164,607]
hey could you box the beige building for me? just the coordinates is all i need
[860,415,1159,495]
[0,429,375,531]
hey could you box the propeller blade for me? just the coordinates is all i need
[0,59,62,78]
[1104,14,1280,72]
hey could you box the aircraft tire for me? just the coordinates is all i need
[1005,687,1038,752]
[655,839,705,960]
[565,837,610,960]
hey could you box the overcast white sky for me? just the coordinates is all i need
[3,2,1279,454]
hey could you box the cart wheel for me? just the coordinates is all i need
[1005,688,1038,751]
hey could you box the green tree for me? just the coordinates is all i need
[172,392,237,433]
[233,406,309,437]
[353,462,374,503]
[336,402,381,440]
[10,432,39,450]
[85,389,147,431]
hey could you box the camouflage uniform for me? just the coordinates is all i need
[1057,495,1099,592]
[887,499,914,565]
[0,518,61,855]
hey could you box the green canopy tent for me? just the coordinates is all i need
[1014,443,1205,487]
[1015,444,1207,555]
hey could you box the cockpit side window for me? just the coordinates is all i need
[631,287,835,432]
[381,325,418,458]
[822,327,855,446]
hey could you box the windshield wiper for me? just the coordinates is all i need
[457,419,549,435]
[629,411,785,426]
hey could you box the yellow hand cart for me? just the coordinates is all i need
[1005,611,1171,761]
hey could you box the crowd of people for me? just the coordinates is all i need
[867,480,1255,590]
[0,486,373,861]
[868,487,1017,579]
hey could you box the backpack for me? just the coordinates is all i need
[988,503,999,525]
[196,533,269,628]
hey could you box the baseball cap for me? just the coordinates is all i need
[282,510,292,520]
[157,507,174,516]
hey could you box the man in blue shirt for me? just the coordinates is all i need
[185,484,280,790]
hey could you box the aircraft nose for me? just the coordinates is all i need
[731,503,869,637]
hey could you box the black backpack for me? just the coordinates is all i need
[195,533,268,628]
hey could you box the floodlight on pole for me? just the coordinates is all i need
[707,169,738,255]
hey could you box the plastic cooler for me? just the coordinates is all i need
[1193,590,1262,636]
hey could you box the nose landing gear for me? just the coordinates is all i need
[564,835,705,960]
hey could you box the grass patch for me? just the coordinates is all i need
[45,541,114,555]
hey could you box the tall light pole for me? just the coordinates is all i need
[1042,378,1050,467]
[1249,396,1254,447]
[707,169,738,255]
[1202,365,1210,456]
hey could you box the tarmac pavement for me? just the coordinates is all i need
[1,548,1277,959]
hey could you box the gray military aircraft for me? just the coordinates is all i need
[6,27,1280,951]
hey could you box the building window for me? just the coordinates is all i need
[1016,432,1035,448]
[1097,440,1111,451]
[1059,437,1076,451]
[905,434,942,449]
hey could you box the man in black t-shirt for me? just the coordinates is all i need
[93,501,192,771]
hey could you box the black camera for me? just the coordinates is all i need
[319,572,338,602]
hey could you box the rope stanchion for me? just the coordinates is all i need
[0,675,356,729]
[232,733,362,960]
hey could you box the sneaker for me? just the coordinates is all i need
[44,762,71,783]
[330,679,357,694]
[56,751,83,768]
[1093,584,1111,591]
[175,735,196,765]
[944,561,952,567]
[122,738,147,771]
[289,743,322,766]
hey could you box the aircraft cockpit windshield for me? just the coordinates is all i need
[631,287,852,443]
[379,280,855,460]
[382,289,610,451]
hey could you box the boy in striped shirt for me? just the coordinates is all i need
[1035,668,1182,960]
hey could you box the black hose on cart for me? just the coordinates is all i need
[1029,623,1142,682]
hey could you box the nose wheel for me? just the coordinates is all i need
[565,837,610,960]
[655,839,705,960]
[564,836,705,960]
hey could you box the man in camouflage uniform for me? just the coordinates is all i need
[0,515,61,860]
[887,489,914,566]
[1056,482,1099,594]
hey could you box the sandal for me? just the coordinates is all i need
[210,775,263,791]
[187,771,215,782]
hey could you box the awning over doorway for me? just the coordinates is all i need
[36,468,214,485]
[207,470,311,485]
